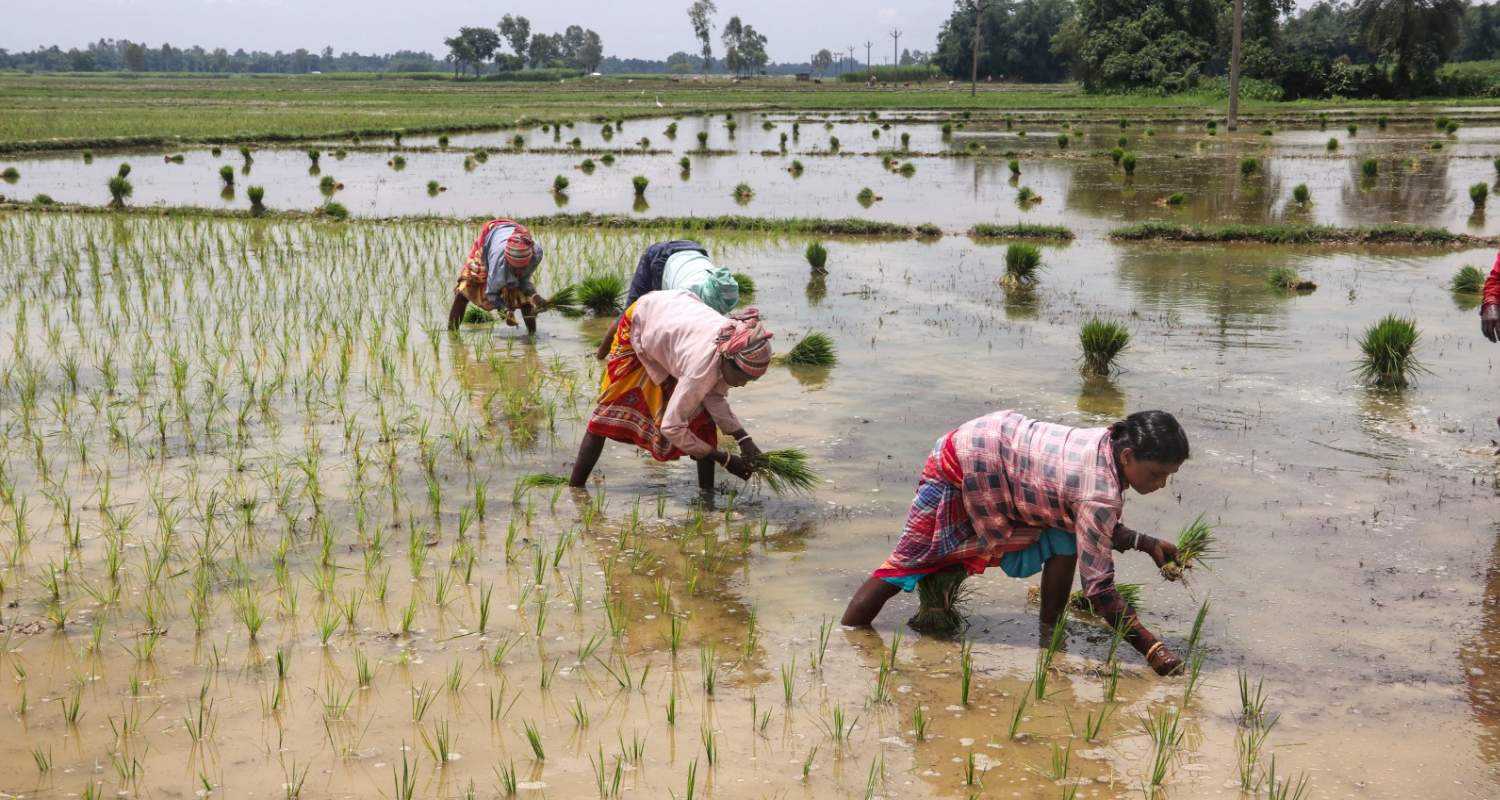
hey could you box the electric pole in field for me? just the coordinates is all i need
[847,46,856,75]
[890,29,902,67]
[970,0,984,97]
[1227,0,1243,130]
[864,41,873,72]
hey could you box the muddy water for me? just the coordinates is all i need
[1,210,1498,799]
[9,112,1500,236]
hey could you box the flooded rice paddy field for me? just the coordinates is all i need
[1,209,1499,799]
[12,110,1500,235]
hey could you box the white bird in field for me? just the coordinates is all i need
[655,94,664,108]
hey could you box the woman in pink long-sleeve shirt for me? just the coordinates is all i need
[568,290,774,493]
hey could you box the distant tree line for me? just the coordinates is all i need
[933,0,1500,98]
[443,16,603,77]
[0,40,442,73]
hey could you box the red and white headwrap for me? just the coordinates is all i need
[503,228,536,270]
[716,308,774,378]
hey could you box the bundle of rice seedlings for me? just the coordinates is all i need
[516,473,569,494]
[733,273,756,301]
[633,175,649,196]
[544,284,584,317]
[580,158,596,173]
[678,156,691,171]
[1166,192,1187,206]
[389,155,407,170]
[462,305,495,325]
[750,448,819,495]
[733,183,754,202]
[1017,186,1040,205]
[577,274,624,315]
[320,202,349,221]
[789,160,805,177]
[1451,265,1485,294]
[856,187,876,205]
[1266,266,1316,292]
[805,241,828,273]
[1002,243,1042,288]
[907,566,968,637]
[107,176,132,208]
[1355,314,1424,388]
[1292,184,1310,205]
[1122,153,1137,175]
[1361,158,1378,178]
[1326,138,1338,152]
[1346,123,1358,136]
[1079,319,1129,375]
[1472,182,1489,209]
[247,186,266,216]
[1065,583,1144,618]
[219,165,235,186]
[553,175,569,193]
[1160,514,1217,581]
[1239,157,1259,177]
[778,332,836,366]
[1008,159,1020,176]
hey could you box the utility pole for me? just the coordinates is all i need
[847,45,856,75]
[890,29,902,67]
[1227,0,1242,131]
[864,41,873,72]
[970,0,984,97]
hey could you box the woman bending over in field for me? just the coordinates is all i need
[841,410,1191,676]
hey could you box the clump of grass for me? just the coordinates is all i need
[907,567,968,637]
[750,448,820,495]
[779,332,836,366]
[806,241,828,273]
[553,174,569,193]
[1017,186,1040,205]
[1355,314,1423,388]
[247,186,266,216]
[633,175,649,196]
[1451,265,1485,294]
[321,201,349,221]
[518,473,569,490]
[219,165,235,186]
[1079,319,1129,375]
[1008,159,1021,176]
[107,176,132,208]
[733,272,756,300]
[462,305,494,325]
[1166,192,1186,206]
[789,160,805,177]
[1,166,19,182]
[1361,158,1378,178]
[1240,157,1259,177]
[1266,266,1315,292]
[1472,182,1489,209]
[389,155,406,170]
[1122,152,1137,175]
[856,187,876,205]
[1326,137,1339,152]
[577,274,624,315]
[117,162,131,178]
[1293,184,1310,205]
[1002,243,1042,288]
[733,183,754,202]
[580,158,595,173]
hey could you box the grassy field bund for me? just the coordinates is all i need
[6,71,1500,152]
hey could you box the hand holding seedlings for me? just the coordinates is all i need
[1160,514,1216,582]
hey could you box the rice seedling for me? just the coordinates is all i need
[1473,182,1489,209]
[907,566,968,637]
[733,182,754,202]
[1183,649,1207,704]
[32,746,51,774]
[959,639,973,705]
[247,185,266,215]
[1017,185,1039,205]
[321,201,349,221]
[805,241,828,273]
[553,174,569,193]
[633,175,649,196]
[1265,756,1311,800]
[390,155,406,170]
[1236,715,1277,791]
[829,136,840,152]
[1158,514,1217,581]
[1122,152,1137,175]
[777,332,835,368]
[1,166,19,182]
[1142,707,1184,789]
[1185,598,1211,656]
[427,180,443,196]
[856,186,875,205]
[700,645,718,696]
[789,159,805,176]
[391,747,419,800]
[1355,315,1424,388]
[701,723,717,765]
[117,162,131,177]
[1361,158,1378,178]
[1266,266,1316,293]
[1326,137,1339,151]
[1293,183,1311,205]
[1240,157,1259,177]
[1002,243,1043,288]
[1079,318,1129,375]
[1452,265,1485,294]
[912,705,929,741]
[750,448,820,495]
[567,274,624,315]
[107,176,133,208]
[732,272,756,301]
[600,153,615,165]
[1008,683,1031,739]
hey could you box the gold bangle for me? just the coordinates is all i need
[1144,641,1164,662]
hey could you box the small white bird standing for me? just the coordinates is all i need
[655,94,664,108]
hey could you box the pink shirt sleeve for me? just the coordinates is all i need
[660,367,738,457]
[1076,498,1127,615]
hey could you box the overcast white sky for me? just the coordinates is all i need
[3,0,955,62]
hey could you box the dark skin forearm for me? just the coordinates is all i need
[447,294,469,331]
[596,316,622,360]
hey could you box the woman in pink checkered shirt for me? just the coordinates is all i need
[841,410,1192,676]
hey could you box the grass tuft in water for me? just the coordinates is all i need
[1472,182,1489,209]
[779,332,835,366]
[1002,243,1042,288]
[1355,314,1423,388]
[1079,319,1129,375]
[805,241,828,273]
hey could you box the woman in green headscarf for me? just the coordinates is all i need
[595,240,741,359]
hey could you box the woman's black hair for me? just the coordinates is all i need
[1110,410,1189,464]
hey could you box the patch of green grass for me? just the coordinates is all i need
[1003,243,1042,287]
[1473,182,1489,208]
[968,223,1074,241]
[732,272,756,301]
[1110,221,1477,245]
[805,241,828,272]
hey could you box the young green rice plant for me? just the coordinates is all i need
[733,182,754,202]
[1265,755,1311,800]
[576,274,625,315]
[1158,514,1217,581]
[1008,683,1031,739]
[1236,714,1277,791]
[632,175,649,196]
[1472,182,1489,209]
[1079,318,1129,375]
[1142,706,1184,789]
[553,174,570,193]
[856,186,875,205]
[1356,314,1424,388]
[749,448,820,495]
[1122,152,1137,175]
[959,639,974,706]
[682,758,699,800]
[805,241,829,273]
[814,616,833,669]
[1045,742,1071,780]
[908,566,969,637]
[781,656,797,704]
[32,746,51,774]
[391,747,418,800]
[700,645,718,696]
[732,271,756,301]
[1182,649,1207,704]
[827,702,856,746]
[1185,598,1211,659]
[520,719,545,760]
[778,332,835,367]
[321,201,349,220]
[701,723,718,765]
[1034,605,1069,699]
[1239,157,1259,177]
[1078,702,1114,742]
[1452,265,1485,294]
[1361,158,1379,178]
[1003,243,1043,288]
[107,176,133,208]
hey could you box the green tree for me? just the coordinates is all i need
[1353,0,1464,93]
[444,26,499,77]
[1052,0,1219,91]
[499,14,531,63]
[935,0,1074,83]
[688,0,718,71]
[527,32,558,68]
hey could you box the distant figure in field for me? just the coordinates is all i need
[841,410,1193,677]
[447,218,545,333]
[595,240,740,360]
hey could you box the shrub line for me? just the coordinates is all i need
[1109,221,1495,246]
